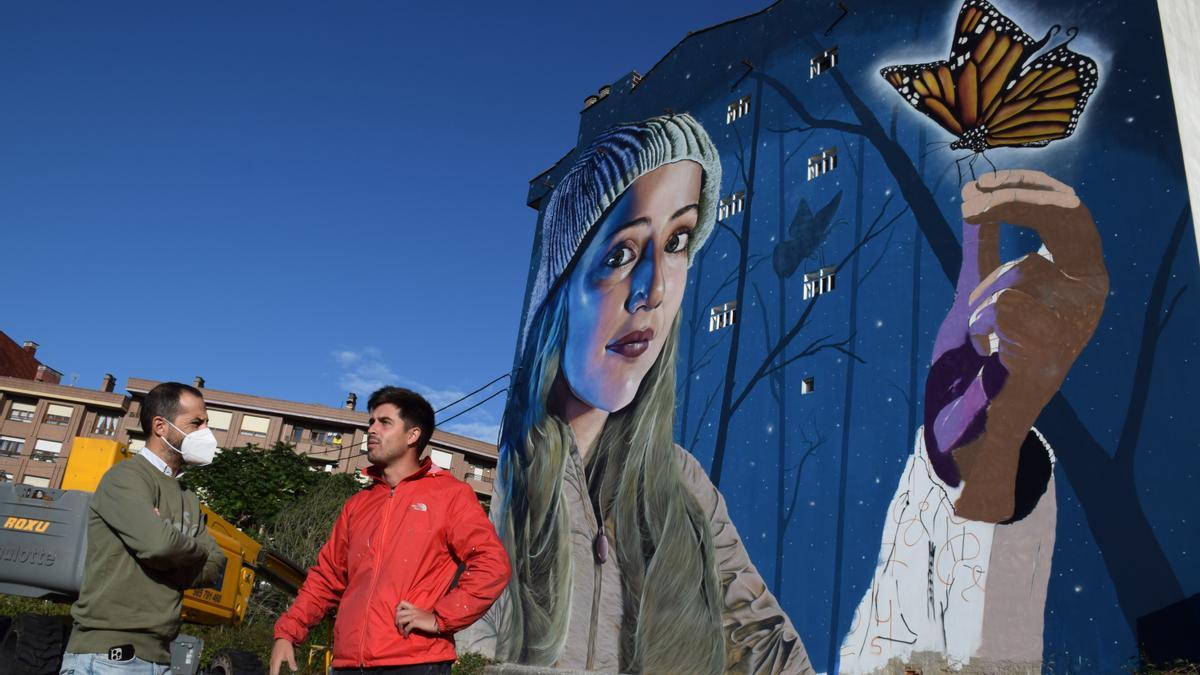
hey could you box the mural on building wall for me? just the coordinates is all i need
[459,0,1200,672]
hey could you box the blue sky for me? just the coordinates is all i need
[0,1,762,441]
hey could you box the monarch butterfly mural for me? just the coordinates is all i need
[881,0,1099,153]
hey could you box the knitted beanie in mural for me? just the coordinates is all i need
[523,113,722,345]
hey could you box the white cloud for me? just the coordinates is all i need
[331,350,361,367]
[331,346,507,442]
[440,420,502,443]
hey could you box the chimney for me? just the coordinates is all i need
[345,392,358,410]
[22,341,38,356]
[193,376,205,389]
[101,373,116,393]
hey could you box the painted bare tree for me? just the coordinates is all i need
[737,31,1196,658]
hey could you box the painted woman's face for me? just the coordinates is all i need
[562,160,702,412]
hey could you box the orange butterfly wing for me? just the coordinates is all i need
[981,41,1099,148]
[881,0,1039,141]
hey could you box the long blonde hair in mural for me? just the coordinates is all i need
[493,285,725,673]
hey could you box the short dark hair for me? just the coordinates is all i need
[367,387,435,452]
[140,382,204,438]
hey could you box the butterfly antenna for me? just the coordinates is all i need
[1062,26,1079,47]
[1032,24,1061,53]
[921,141,952,160]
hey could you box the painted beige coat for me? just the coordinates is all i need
[457,444,813,674]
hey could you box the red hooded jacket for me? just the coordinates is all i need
[274,459,510,668]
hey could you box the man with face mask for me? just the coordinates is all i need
[61,382,227,674]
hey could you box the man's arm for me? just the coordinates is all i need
[273,500,353,645]
[91,466,208,571]
[184,522,229,590]
[428,485,511,634]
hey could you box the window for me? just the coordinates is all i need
[291,426,305,444]
[311,430,344,446]
[44,404,73,426]
[207,409,232,431]
[7,402,35,424]
[430,449,453,470]
[807,147,838,181]
[0,471,10,482]
[718,192,745,221]
[803,267,837,299]
[0,436,24,457]
[93,413,120,436]
[810,46,838,79]
[128,439,146,452]
[472,466,483,479]
[801,377,815,395]
[240,415,270,438]
[32,439,62,462]
[22,475,50,488]
[709,301,738,332]
[726,95,751,123]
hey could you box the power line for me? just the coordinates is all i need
[438,388,509,426]
[434,372,511,414]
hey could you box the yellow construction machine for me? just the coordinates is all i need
[0,437,325,674]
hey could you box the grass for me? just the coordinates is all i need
[0,593,492,674]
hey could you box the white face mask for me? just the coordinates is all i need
[161,420,220,467]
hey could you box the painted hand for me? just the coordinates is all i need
[924,170,1108,522]
[395,600,440,636]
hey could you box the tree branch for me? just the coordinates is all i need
[1159,285,1188,332]
[748,71,867,135]
[1115,203,1192,470]
[688,387,722,450]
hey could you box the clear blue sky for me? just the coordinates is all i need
[0,1,764,441]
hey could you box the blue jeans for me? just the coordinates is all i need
[60,652,170,675]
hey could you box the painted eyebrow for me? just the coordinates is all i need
[671,203,700,220]
[612,216,651,234]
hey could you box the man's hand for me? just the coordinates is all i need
[925,170,1108,522]
[269,638,298,675]
[395,600,439,636]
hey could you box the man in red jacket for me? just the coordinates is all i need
[270,386,510,675]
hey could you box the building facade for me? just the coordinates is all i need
[0,374,125,487]
[501,0,1200,671]
[0,374,497,504]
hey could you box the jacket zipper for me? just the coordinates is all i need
[359,485,397,666]
[586,525,603,670]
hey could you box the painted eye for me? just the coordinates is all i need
[604,245,636,268]
[665,229,691,253]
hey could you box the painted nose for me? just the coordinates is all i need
[625,246,665,313]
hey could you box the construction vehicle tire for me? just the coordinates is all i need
[0,613,70,675]
[208,649,266,675]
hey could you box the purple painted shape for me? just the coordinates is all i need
[922,220,1011,486]
[924,345,1008,486]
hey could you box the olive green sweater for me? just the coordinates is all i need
[66,454,226,663]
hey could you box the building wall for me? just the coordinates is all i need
[124,380,498,500]
[505,0,1200,671]
[0,377,497,502]
[0,378,127,487]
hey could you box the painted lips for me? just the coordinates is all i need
[607,328,655,358]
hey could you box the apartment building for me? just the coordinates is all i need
[0,373,497,504]
[0,374,125,487]
[124,378,498,503]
